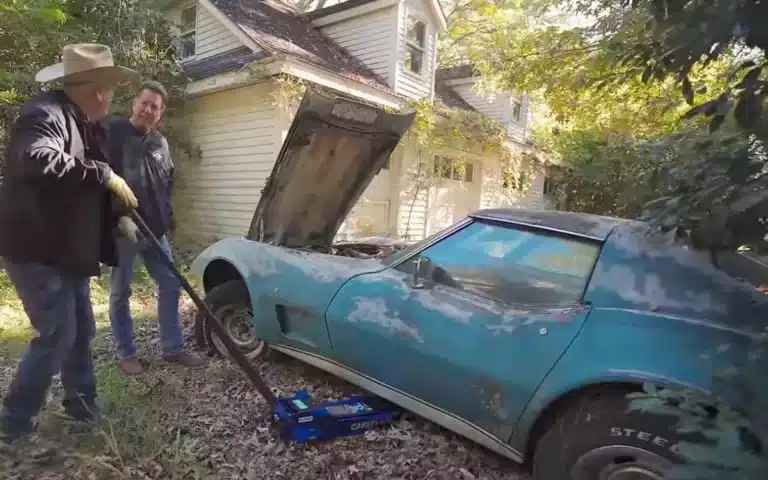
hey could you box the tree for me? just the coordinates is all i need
[440,1,768,478]
[0,0,196,184]
[438,0,739,220]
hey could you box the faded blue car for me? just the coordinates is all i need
[189,90,766,479]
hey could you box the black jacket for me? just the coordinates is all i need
[0,90,124,277]
[101,115,175,238]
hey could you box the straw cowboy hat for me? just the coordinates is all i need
[35,43,139,85]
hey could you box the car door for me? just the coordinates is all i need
[325,217,601,441]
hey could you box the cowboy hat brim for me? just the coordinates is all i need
[35,63,140,84]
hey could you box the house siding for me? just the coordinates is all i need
[394,0,437,99]
[174,82,278,247]
[195,3,245,60]
[318,7,396,84]
[450,80,529,140]
[479,156,550,212]
[396,143,429,240]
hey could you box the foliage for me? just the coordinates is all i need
[440,0,768,477]
[439,0,740,219]
[0,0,197,184]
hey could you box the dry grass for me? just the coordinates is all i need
[0,268,527,480]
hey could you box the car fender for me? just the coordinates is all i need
[191,237,387,346]
[508,306,751,457]
[190,238,253,286]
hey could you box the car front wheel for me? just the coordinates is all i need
[195,280,267,362]
[532,387,687,480]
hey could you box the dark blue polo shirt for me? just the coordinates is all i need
[101,115,175,238]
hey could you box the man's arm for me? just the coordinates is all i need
[7,106,111,188]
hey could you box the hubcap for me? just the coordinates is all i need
[571,445,671,480]
[210,305,265,360]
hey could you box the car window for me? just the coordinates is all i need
[396,219,602,306]
[381,220,469,266]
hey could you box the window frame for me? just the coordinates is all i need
[512,99,522,122]
[404,13,428,76]
[390,218,602,307]
[434,155,475,183]
[179,4,197,61]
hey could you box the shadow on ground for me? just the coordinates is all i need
[0,270,528,480]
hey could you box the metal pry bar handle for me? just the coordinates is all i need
[129,211,278,407]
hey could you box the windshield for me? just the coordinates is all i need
[380,219,471,266]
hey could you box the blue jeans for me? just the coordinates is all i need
[0,262,97,438]
[108,236,182,360]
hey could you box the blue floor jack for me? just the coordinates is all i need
[130,212,404,444]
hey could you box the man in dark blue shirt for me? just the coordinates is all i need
[103,80,203,375]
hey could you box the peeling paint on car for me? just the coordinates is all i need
[477,382,510,421]
[346,297,424,343]
[590,263,727,314]
[486,305,586,336]
[411,290,475,324]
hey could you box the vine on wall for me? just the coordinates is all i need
[268,74,541,238]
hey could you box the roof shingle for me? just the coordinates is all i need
[183,46,267,80]
[212,0,392,92]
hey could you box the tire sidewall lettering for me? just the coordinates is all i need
[609,426,681,455]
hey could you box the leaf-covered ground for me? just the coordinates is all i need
[0,270,529,479]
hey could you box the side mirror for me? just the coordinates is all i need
[411,255,431,289]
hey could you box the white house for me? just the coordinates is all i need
[166,0,560,249]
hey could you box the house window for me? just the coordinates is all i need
[395,220,601,306]
[179,5,197,60]
[543,176,557,196]
[503,168,526,190]
[405,16,426,75]
[434,156,474,182]
[512,100,522,122]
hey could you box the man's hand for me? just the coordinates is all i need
[106,171,138,209]
[116,216,144,247]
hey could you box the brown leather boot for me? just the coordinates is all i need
[118,359,146,375]
[162,352,204,367]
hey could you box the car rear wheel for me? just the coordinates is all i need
[532,388,687,480]
[196,280,267,362]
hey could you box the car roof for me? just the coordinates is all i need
[469,208,634,241]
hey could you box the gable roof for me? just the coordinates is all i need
[435,64,477,82]
[306,0,448,31]
[211,0,392,92]
[433,79,475,110]
[184,46,267,80]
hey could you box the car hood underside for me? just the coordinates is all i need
[245,88,415,248]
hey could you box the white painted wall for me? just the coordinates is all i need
[318,6,397,84]
[166,1,250,62]
[393,0,438,99]
[194,3,245,60]
[448,78,529,138]
[479,156,549,212]
[174,81,280,247]
[424,152,482,235]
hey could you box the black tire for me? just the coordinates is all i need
[194,280,269,362]
[532,388,689,480]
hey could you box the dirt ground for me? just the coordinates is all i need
[0,271,529,479]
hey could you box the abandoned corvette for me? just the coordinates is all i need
[189,88,767,479]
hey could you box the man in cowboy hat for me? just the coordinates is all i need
[0,43,141,456]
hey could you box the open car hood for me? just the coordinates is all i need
[246,88,414,247]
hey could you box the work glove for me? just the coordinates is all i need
[106,170,138,210]
[116,216,145,248]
